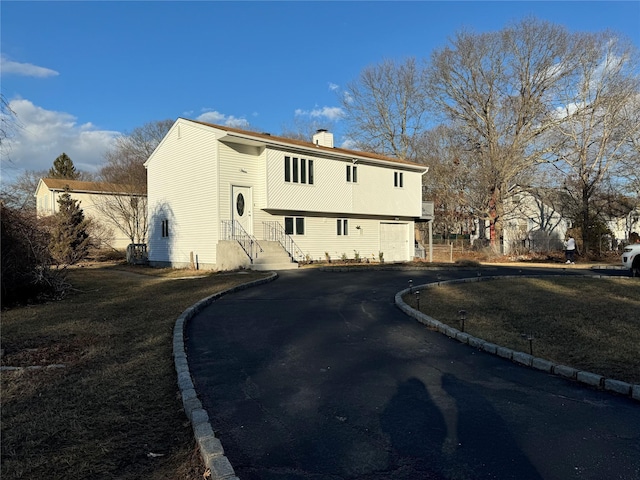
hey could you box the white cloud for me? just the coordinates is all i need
[1,98,119,184]
[328,82,339,91]
[339,138,358,150]
[0,54,59,78]
[195,109,250,128]
[295,106,344,121]
[554,102,583,120]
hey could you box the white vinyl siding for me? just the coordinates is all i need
[146,121,219,267]
[218,141,265,225]
[267,149,422,217]
[273,215,413,263]
[351,165,422,217]
[267,148,351,213]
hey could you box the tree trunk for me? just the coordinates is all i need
[582,187,590,254]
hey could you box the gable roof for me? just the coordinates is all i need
[182,118,428,170]
[37,178,145,195]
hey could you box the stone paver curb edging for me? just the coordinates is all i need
[632,385,640,401]
[173,272,278,479]
[395,274,639,402]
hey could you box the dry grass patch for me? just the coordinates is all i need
[1,264,269,479]
[405,277,640,385]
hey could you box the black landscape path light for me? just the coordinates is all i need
[458,309,467,332]
[521,333,535,355]
[415,290,420,311]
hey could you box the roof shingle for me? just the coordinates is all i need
[40,178,145,195]
[184,119,425,169]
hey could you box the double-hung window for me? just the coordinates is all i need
[285,156,314,185]
[285,157,291,182]
[346,165,357,183]
[394,171,404,188]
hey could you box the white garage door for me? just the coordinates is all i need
[380,223,408,262]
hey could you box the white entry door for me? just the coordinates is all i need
[380,223,408,262]
[232,186,253,235]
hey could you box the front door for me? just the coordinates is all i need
[232,186,253,235]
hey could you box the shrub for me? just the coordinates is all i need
[1,204,68,308]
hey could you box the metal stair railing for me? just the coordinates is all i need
[262,221,305,262]
[221,220,263,263]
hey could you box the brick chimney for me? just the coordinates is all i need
[312,129,334,148]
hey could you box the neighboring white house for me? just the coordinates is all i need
[606,206,640,247]
[35,178,145,250]
[144,118,430,270]
[500,188,570,254]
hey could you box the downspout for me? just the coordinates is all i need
[215,129,221,266]
[421,167,432,263]
[429,219,433,263]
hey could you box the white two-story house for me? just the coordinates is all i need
[144,118,429,270]
[501,187,569,254]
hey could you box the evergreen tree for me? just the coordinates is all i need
[49,189,91,264]
[48,153,80,179]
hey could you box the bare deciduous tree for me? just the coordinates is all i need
[550,32,640,252]
[101,119,173,188]
[341,57,429,160]
[94,185,147,245]
[417,125,476,239]
[1,170,46,211]
[425,18,582,247]
[1,93,20,164]
[96,119,172,245]
[280,116,338,143]
[623,93,640,197]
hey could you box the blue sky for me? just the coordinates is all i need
[2,1,639,183]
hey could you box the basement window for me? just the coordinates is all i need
[285,217,305,235]
[337,219,348,236]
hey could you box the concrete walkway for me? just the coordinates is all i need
[182,266,640,480]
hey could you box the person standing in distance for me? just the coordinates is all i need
[565,235,576,264]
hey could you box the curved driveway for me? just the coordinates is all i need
[186,266,639,480]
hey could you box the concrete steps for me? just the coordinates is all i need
[251,241,298,271]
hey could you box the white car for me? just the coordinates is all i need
[622,244,640,277]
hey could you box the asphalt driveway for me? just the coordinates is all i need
[186,266,640,480]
